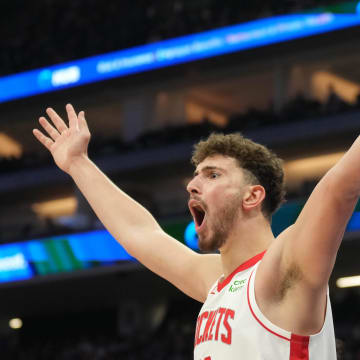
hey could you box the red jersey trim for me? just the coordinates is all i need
[290,334,310,360]
[217,250,266,292]
[247,269,312,355]
[247,269,290,341]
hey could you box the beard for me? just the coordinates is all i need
[198,193,242,252]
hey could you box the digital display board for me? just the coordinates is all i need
[0,230,134,283]
[0,221,196,284]
[0,200,360,284]
[1,11,360,103]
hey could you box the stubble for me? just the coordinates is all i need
[198,193,243,252]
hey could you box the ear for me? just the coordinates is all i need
[242,185,266,212]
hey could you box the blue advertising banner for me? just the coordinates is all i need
[1,12,360,103]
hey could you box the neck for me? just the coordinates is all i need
[219,213,274,279]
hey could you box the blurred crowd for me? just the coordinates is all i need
[333,290,360,360]
[2,89,360,176]
[0,299,198,360]
[1,0,341,76]
[0,291,359,359]
[1,89,360,244]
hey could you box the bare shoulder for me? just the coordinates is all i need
[196,252,223,299]
[255,226,290,303]
[178,251,223,303]
[255,226,328,335]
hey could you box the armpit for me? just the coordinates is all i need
[277,263,303,301]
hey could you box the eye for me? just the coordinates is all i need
[209,172,220,179]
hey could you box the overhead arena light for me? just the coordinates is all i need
[0,133,22,158]
[32,196,77,218]
[284,152,345,186]
[336,275,360,288]
[9,318,23,330]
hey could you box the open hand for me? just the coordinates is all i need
[33,104,91,174]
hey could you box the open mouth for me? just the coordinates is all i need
[189,201,206,230]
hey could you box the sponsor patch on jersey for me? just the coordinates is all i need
[228,279,246,293]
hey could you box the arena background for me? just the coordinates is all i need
[1,0,360,358]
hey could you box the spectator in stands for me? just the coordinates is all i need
[325,84,348,114]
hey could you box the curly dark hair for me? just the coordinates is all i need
[191,133,286,220]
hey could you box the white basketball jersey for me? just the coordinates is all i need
[193,251,337,360]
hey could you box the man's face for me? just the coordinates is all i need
[187,155,248,252]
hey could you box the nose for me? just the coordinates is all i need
[186,177,200,195]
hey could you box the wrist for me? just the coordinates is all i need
[67,154,91,177]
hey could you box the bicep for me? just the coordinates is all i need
[131,229,222,302]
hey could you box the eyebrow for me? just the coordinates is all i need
[193,165,225,177]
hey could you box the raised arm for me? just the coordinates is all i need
[284,136,360,289]
[256,136,360,334]
[33,104,222,302]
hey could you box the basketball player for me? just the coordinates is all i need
[33,103,353,359]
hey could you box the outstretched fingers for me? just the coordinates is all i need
[34,105,88,153]
[33,128,54,151]
[66,103,79,130]
[39,116,61,141]
[46,107,68,133]
[78,111,89,131]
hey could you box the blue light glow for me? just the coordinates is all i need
[346,211,360,231]
[0,244,34,282]
[0,230,134,283]
[1,12,360,103]
[184,221,199,250]
[67,230,132,261]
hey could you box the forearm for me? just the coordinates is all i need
[68,155,162,254]
[328,135,360,200]
[33,105,200,287]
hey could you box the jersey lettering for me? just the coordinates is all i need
[215,307,226,340]
[221,309,235,345]
[196,311,209,345]
[207,308,219,341]
[194,259,336,359]
[195,307,235,348]
[203,310,216,341]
